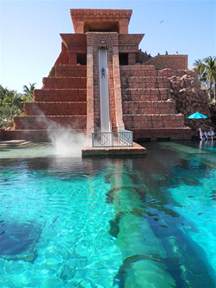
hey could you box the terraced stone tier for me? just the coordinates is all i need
[14,116,86,130]
[121,76,169,89]
[43,77,86,89]
[55,65,87,77]
[120,65,157,77]
[123,101,176,114]
[123,114,185,129]
[122,88,170,101]
[34,89,86,102]
[3,129,85,142]
[133,127,191,140]
[2,130,50,142]
[25,102,87,116]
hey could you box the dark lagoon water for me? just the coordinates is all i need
[0,141,216,287]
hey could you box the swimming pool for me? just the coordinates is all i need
[0,141,216,287]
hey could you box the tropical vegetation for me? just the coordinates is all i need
[0,83,35,129]
[194,56,216,103]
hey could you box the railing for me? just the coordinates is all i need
[92,130,133,147]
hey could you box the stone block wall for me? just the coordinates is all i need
[14,116,86,130]
[10,59,88,140]
[120,64,191,140]
[146,55,188,70]
[34,89,86,102]
[70,9,132,34]
[25,102,86,116]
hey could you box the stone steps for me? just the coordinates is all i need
[43,77,86,89]
[24,102,87,115]
[122,88,170,101]
[133,127,191,140]
[121,76,169,89]
[34,89,86,102]
[120,65,157,77]
[123,101,175,114]
[14,115,86,130]
[55,65,87,77]
[121,65,156,69]
[123,114,185,129]
[120,65,188,139]
[4,129,85,142]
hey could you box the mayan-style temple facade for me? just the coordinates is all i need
[8,9,191,141]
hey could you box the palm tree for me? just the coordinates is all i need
[194,56,216,102]
[194,59,204,74]
[203,56,216,102]
[0,85,23,128]
[23,83,36,101]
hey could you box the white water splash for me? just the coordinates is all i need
[48,124,86,157]
[25,108,87,157]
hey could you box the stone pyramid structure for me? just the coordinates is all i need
[6,9,191,141]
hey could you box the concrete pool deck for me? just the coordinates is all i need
[82,142,146,157]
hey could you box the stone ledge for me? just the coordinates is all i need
[0,140,31,148]
[133,127,192,140]
[82,142,146,157]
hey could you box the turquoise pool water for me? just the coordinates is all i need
[0,141,216,287]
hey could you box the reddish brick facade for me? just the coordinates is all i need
[5,8,191,142]
[146,55,188,70]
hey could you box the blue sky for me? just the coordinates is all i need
[0,0,215,92]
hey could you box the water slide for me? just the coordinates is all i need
[98,48,111,133]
